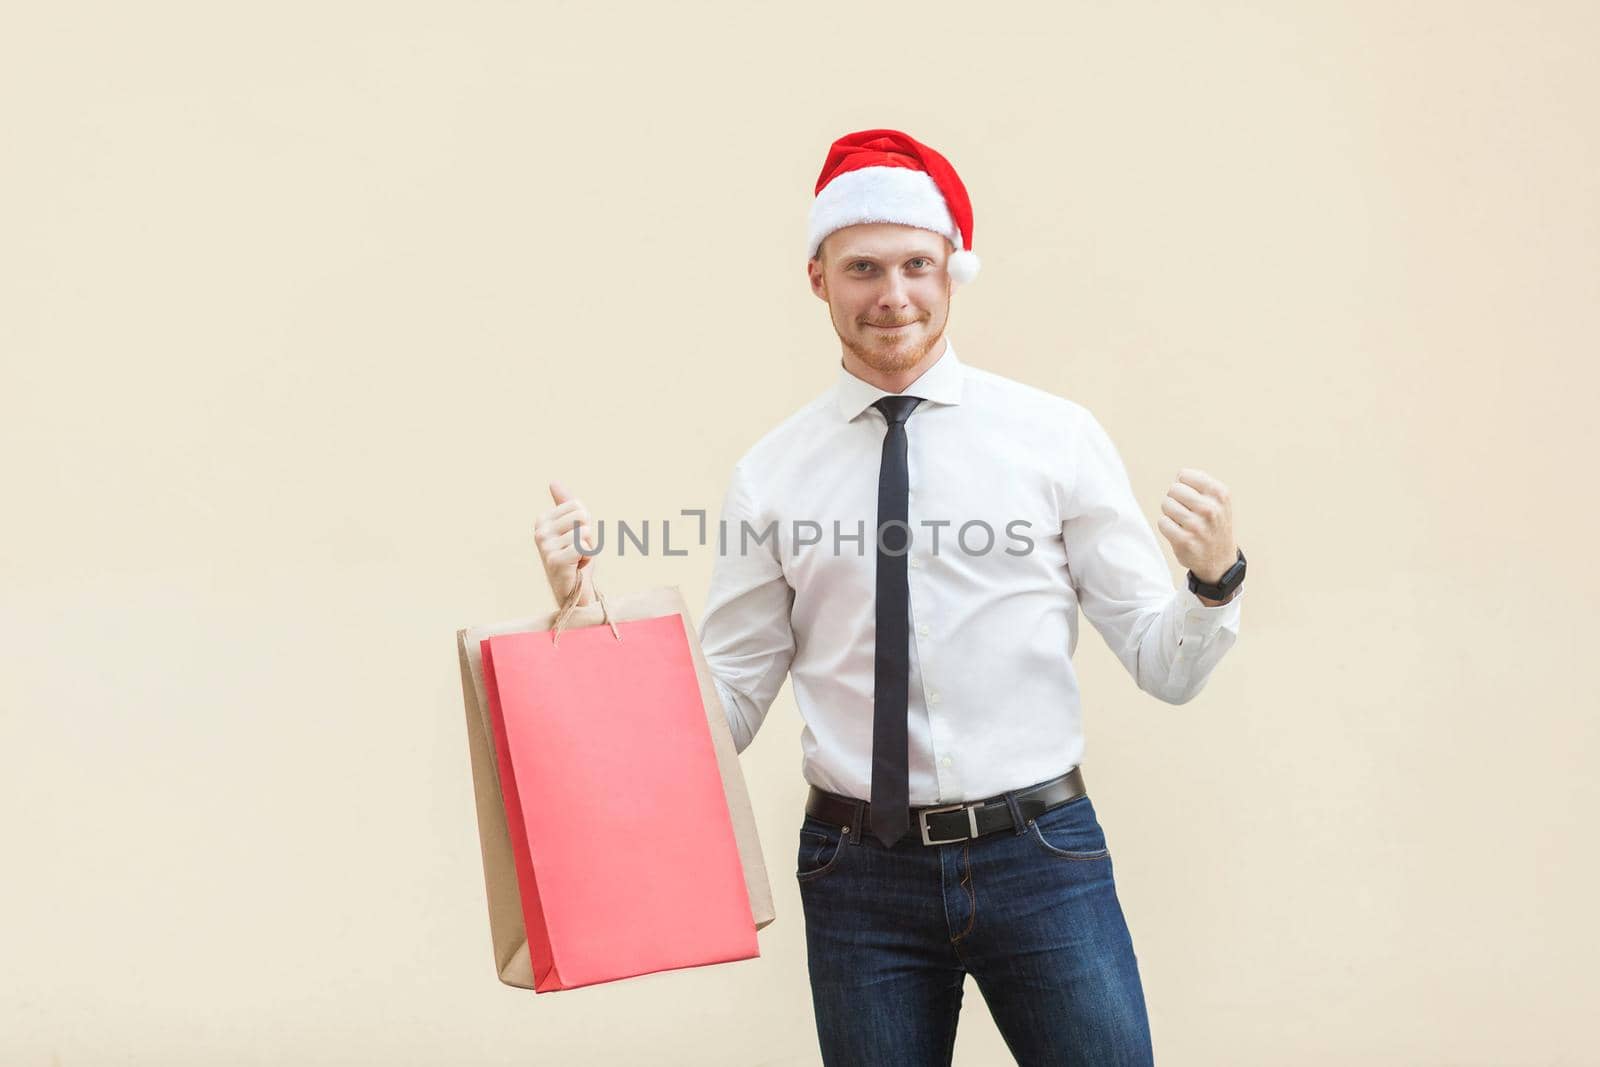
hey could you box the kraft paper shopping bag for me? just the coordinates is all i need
[457,583,775,991]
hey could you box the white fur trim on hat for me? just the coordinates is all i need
[806,165,960,261]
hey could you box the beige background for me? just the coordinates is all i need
[3,2,1596,1064]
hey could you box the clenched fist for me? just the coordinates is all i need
[1157,468,1238,604]
[535,480,598,609]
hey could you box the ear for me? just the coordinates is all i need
[807,257,828,301]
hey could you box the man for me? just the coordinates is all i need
[535,128,1246,1065]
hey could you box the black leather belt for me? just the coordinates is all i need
[805,765,1087,847]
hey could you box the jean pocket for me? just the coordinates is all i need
[1026,794,1111,861]
[796,817,847,882]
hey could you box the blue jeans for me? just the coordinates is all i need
[795,789,1155,1065]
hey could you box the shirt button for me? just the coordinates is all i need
[929,691,941,705]
[917,624,929,637]
[909,557,921,569]
[940,756,952,768]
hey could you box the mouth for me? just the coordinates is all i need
[867,321,916,331]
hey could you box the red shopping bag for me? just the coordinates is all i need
[476,584,760,992]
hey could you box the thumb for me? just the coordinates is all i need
[549,479,593,571]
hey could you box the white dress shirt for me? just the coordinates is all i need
[697,336,1243,805]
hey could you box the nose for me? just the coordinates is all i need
[877,271,910,311]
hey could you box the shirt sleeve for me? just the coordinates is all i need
[1061,409,1243,704]
[697,461,798,752]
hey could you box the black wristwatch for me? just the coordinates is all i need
[1188,547,1246,602]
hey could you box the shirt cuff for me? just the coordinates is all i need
[1177,584,1244,642]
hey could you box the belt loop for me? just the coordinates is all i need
[848,799,865,845]
[1002,788,1028,835]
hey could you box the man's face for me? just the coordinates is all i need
[807,222,953,377]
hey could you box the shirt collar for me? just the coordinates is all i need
[832,336,965,422]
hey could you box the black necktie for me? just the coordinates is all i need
[870,394,923,848]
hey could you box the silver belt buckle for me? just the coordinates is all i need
[918,801,981,846]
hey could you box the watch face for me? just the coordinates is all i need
[1192,550,1244,597]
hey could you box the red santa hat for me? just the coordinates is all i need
[806,128,981,286]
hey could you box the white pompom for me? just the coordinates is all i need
[948,248,981,285]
